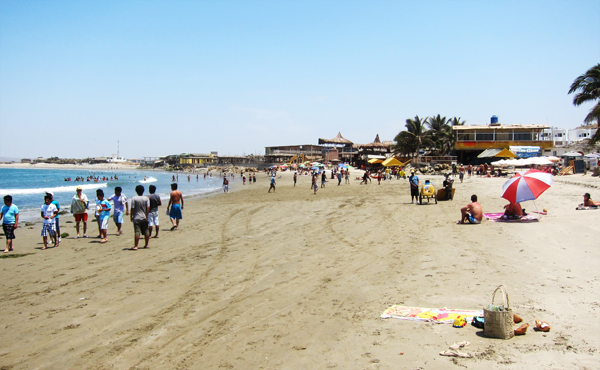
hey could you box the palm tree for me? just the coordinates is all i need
[393,115,431,160]
[448,117,466,150]
[426,115,452,155]
[568,63,600,144]
[449,117,466,127]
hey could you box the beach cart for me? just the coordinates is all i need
[419,180,437,204]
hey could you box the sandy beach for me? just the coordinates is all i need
[1,170,599,369]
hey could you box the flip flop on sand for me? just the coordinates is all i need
[129,247,138,251]
[515,323,529,335]
[514,314,523,323]
[449,341,470,350]
[535,319,551,332]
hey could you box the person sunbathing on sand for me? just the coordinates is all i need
[503,201,524,219]
[582,193,600,207]
[458,195,483,224]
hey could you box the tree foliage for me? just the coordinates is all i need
[393,115,431,159]
[394,115,463,157]
[569,63,600,144]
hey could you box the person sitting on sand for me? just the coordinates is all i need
[503,201,524,219]
[582,193,600,207]
[443,173,454,200]
[458,194,483,224]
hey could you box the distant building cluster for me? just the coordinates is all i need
[8,118,597,168]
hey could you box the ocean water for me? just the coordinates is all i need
[0,168,223,221]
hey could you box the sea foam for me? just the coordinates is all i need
[0,182,107,195]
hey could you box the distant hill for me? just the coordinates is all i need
[0,157,21,163]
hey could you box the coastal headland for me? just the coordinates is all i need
[0,170,599,369]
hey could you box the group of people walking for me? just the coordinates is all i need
[0,183,185,253]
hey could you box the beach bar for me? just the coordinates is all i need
[453,123,552,163]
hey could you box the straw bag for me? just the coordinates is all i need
[483,285,514,339]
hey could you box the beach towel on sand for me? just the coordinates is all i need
[483,213,539,222]
[381,306,483,324]
[576,206,599,210]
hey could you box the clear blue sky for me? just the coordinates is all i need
[1,0,598,159]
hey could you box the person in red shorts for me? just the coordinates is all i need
[71,186,89,238]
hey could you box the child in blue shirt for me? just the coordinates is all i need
[1,195,19,253]
[96,189,112,243]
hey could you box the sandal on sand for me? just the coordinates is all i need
[514,323,529,335]
[535,319,551,332]
[449,341,470,350]
[514,314,523,323]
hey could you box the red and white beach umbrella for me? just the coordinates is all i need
[501,169,552,204]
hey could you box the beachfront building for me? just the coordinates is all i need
[179,153,217,167]
[356,134,393,168]
[216,154,263,165]
[318,132,357,165]
[539,124,598,157]
[264,144,324,164]
[452,119,552,164]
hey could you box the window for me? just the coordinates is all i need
[457,133,475,141]
[475,133,494,141]
[495,132,512,141]
[514,132,532,141]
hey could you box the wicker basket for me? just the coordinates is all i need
[483,285,514,339]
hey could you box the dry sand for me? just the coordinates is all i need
[1,170,599,369]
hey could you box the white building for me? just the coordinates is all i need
[540,124,597,156]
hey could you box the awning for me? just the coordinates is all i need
[562,151,583,157]
[477,148,517,158]
[367,154,386,159]
[509,146,541,158]
[368,158,384,164]
[382,157,404,167]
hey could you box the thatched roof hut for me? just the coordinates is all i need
[318,132,353,145]
[361,134,387,149]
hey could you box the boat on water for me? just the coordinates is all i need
[107,154,127,163]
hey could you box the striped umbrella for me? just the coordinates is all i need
[501,169,552,203]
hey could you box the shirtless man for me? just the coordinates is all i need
[583,193,600,207]
[167,183,184,230]
[458,194,483,224]
[503,201,524,218]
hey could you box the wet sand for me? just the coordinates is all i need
[1,171,599,369]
